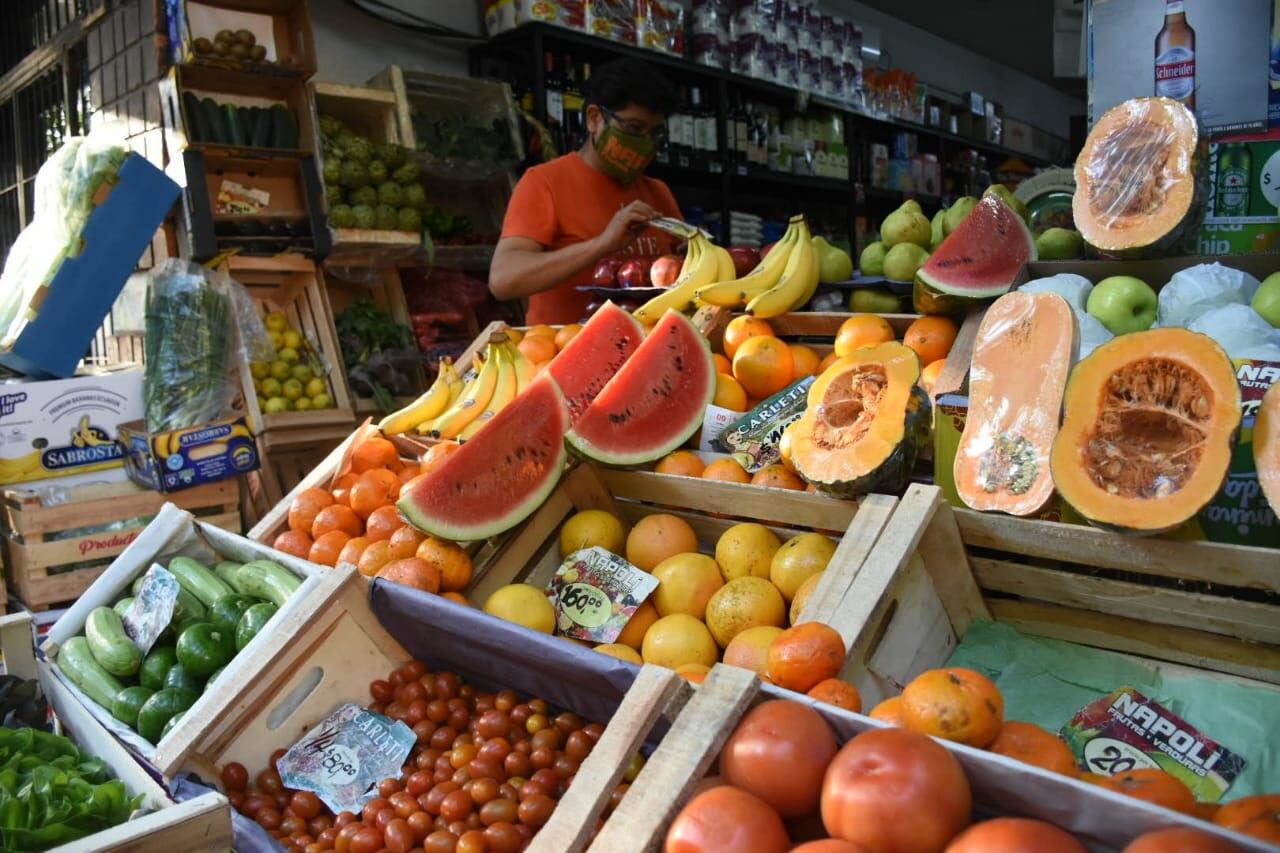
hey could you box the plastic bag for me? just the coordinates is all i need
[1076,312,1115,362]
[224,274,275,364]
[1019,274,1093,313]
[1157,262,1260,329]
[143,260,237,433]
[1187,304,1280,361]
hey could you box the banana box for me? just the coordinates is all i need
[0,369,142,488]
[118,413,259,493]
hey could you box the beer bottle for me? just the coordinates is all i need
[1215,144,1251,217]
[1154,0,1196,109]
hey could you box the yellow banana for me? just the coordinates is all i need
[712,244,735,282]
[746,219,819,318]
[458,345,518,441]
[675,237,699,279]
[633,234,722,323]
[425,342,501,438]
[379,362,454,435]
[509,341,538,394]
[696,223,800,307]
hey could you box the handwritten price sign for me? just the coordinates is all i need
[547,547,657,643]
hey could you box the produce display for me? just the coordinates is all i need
[179,92,299,149]
[317,114,427,234]
[56,555,302,744]
[190,28,274,66]
[334,295,422,407]
[0,676,48,732]
[249,309,338,414]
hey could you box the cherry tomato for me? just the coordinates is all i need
[257,807,283,831]
[553,754,579,779]
[424,829,458,853]
[389,791,418,819]
[378,778,402,798]
[504,751,531,778]
[289,791,323,821]
[361,798,391,825]
[440,789,474,822]
[456,829,486,853]
[423,782,458,816]
[271,748,288,766]
[348,827,384,853]
[582,722,605,742]
[371,680,395,703]
[525,713,548,735]
[494,689,517,712]
[334,822,363,853]
[480,798,517,827]
[383,818,414,853]
[258,767,284,794]
[221,762,249,791]
[531,728,561,751]
[430,727,457,751]
[555,712,584,734]
[307,815,331,837]
[406,810,433,842]
[334,811,358,828]
[485,821,523,852]
[518,794,555,827]
[374,807,397,832]
[400,681,427,704]
[240,794,272,819]
[565,730,593,762]
[406,770,432,797]
[434,673,459,700]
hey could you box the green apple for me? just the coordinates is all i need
[1087,276,1158,335]
[1252,272,1280,327]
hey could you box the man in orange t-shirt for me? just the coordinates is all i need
[491,58,683,325]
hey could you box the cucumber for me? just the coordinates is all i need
[113,597,135,619]
[169,556,235,607]
[57,637,125,710]
[214,561,242,588]
[137,688,198,743]
[222,103,246,146]
[209,594,258,633]
[235,602,277,651]
[234,560,302,607]
[270,105,297,148]
[163,663,205,693]
[85,607,142,677]
[250,106,272,147]
[176,622,235,677]
[202,97,227,144]
[182,91,207,142]
[111,686,155,728]
[140,645,179,691]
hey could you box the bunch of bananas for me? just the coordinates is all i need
[378,334,536,440]
[632,232,736,324]
[695,216,819,318]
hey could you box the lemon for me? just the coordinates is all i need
[282,330,302,349]
[651,553,723,619]
[264,311,287,333]
[714,523,782,582]
[264,396,290,414]
[249,361,270,380]
[278,347,300,366]
[304,377,327,397]
[291,364,314,383]
[594,643,642,664]
[269,361,291,381]
[256,396,268,412]
[559,509,627,557]
[282,378,303,401]
[771,533,837,601]
[483,584,555,633]
[260,378,283,398]
[310,393,333,409]
[294,396,313,411]
[267,330,283,350]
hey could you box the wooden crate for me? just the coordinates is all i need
[593,664,1264,853]
[244,432,348,524]
[159,64,315,157]
[226,254,355,448]
[0,479,240,611]
[168,0,318,76]
[324,265,422,415]
[0,612,233,851]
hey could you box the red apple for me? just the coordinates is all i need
[650,254,683,287]
[592,257,623,287]
[728,245,761,277]
[617,256,654,289]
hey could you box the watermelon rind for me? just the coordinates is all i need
[548,301,645,423]
[914,195,1036,312]
[565,309,715,467]
[397,376,570,542]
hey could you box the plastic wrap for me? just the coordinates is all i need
[1157,262,1262,328]
[1187,304,1280,361]
[586,0,636,43]
[691,0,730,67]
[1075,312,1115,361]
[636,0,684,56]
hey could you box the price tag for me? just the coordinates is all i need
[123,564,179,655]
[699,404,740,452]
[277,703,416,815]
[546,547,658,644]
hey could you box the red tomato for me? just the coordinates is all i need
[790,842,871,852]
[664,786,790,853]
[945,818,1085,852]
[821,728,972,852]
[720,700,837,817]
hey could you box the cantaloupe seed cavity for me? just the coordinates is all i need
[815,365,886,448]
[1084,358,1209,499]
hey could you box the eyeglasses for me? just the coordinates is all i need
[599,106,668,143]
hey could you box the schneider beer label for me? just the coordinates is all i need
[1061,687,1245,801]
[1155,46,1195,100]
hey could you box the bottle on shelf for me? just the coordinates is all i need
[729,93,749,168]
[562,55,584,150]
[543,52,565,154]
[676,86,694,168]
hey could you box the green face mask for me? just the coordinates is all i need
[593,125,655,185]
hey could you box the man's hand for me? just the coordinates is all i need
[593,200,660,256]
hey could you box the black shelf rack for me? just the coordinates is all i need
[470,23,1062,250]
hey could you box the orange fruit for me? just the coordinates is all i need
[704,576,787,648]
[416,537,473,592]
[288,487,333,534]
[357,540,395,577]
[442,591,470,606]
[807,678,862,712]
[349,469,400,520]
[869,696,906,726]
[504,328,524,345]
[377,557,441,594]
[732,335,794,399]
[902,315,959,365]
[308,529,351,567]
[640,614,719,669]
[1096,769,1196,815]
[364,505,403,542]
[1125,828,1241,853]
[920,358,946,395]
[331,472,359,507]
[722,625,784,675]
[901,667,1004,748]
[764,622,846,693]
[311,504,363,539]
[655,450,706,478]
[337,536,370,568]
[987,721,1078,776]
[702,457,750,483]
[712,353,732,374]
[387,525,425,560]
[615,600,659,651]
[818,351,840,373]
[675,663,710,683]
[624,513,699,572]
[750,464,805,490]
[351,436,399,473]
[722,316,774,359]
[1214,795,1280,844]
[789,344,821,378]
[398,473,429,498]
[712,373,749,412]
[397,465,420,485]
[554,324,582,350]
[272,529,312,560]
[419,441,461,476]
[652,553,724,619]
[518,334,557,364]
[833,315,895,356]
[525,323,556,340]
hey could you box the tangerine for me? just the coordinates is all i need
[722,625,784,675]
[807,678,862,712]
[722,315,774,359]
[441,591,470,606]
[518,335,557,364]
[1215,795,1280,844]
[712,353,732,374]
[705,576,787,648]
[946,818,1085,853]
[833,315,895,356]
[789,344,821,378]
[869,696,906,726]
[902,315,959,365]
[387,525,425,560]
[713,373,749,412]
[349,469,400,520]
[1096,769,1196,815]
[615,601,659,651]
[732,335,794,399]
[288,487,333,533]
[765,622,846,692]
[356,540,395,577]
[308,530,351,567]
[987,721,1078,776]
[818,351,841,373]
[337,535,370,568]
[675,663,710,683]
[655,450,706,478]
[701,458,750,483]
[625,513,699,572]
[415,537,472,592]
[377,557,441,594]
[396,465,420,485]
[559,509,626,557]
[920,358,946,396]
[751,464,805,490]
[419,441,461,475]
[554,324,582,350]
[351,436,399,473]
[901,667,1004,748]
[272,529,312,560]
[364,505,403,542]
[525,323,556,340]
[311,504,363,539]
[330,472,359,506]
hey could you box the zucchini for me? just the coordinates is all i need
[169,556,235,607]
[250,106,272,148]
[163,663,205,693]
[222,103,246,146]
[85,607,142,677]
[140,645,179,691]
[111,686,155,728]
[137,688,198,743]
[202,97,227,144]
[235,602,277,651]
[176,622,235,677]
[214,561,242,588]
[234,560,302,606]
[182,91,207,142]
[269,105,298,148]
[113,597,135,620]
[57,637,125,710]
[209,594,258,633]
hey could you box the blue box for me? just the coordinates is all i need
[118,413,260,493]
[0,155,180,380]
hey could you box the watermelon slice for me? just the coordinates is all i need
[914,195,1036,315]
[566,309,715,466]
[547,301,645,422]
[398,375,570,541]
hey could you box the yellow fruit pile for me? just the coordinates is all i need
[249,310,336,414]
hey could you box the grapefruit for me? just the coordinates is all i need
[705,577,787,647]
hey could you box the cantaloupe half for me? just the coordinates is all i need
[1256,381,1280,514]
[954,292,1077,515]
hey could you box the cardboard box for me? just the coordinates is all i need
[0,369,142,489]
[118,412,260,493]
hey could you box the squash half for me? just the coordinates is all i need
[791,341,929,497]
[1050,328,1240,534]
[955,292,1077,515]
[1256,381,1280,514]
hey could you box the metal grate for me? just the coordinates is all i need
[0,0,96,77]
